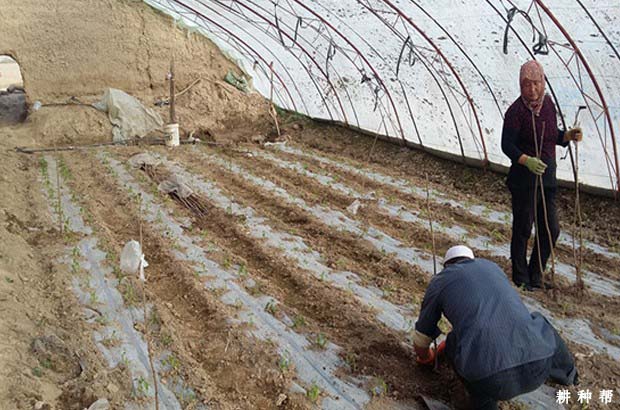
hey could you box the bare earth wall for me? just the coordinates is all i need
[0,0,271,144]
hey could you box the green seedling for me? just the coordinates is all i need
[306,383,320,402]
[233,298,243,309]
[149,310,161,327]
[370,377,388,397]
[238,263,248,277]
[160,333,173,347]
[292,315,306,329]
[113,266,124,281]
[39,157,49,178]
[89,290,99,305]
[491,229,505,242]
[278,353,291,372]
[344,352,358,371]
[58,159,72,180]
[265,300,278,315]
[315,333,328,349]
[136,376,150,397]
[102,331,120,348]
[180,390,197,406]
[71,258,81,275]
[122,283,137,306]
[32,367,43,377]
[162,354,181,371]
[382,285,395,297]
[95,314,109,326]
[40,358,52,369]
[5,277,14,284]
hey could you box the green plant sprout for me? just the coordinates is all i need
[135,376,150,397]
[306,383,320,402]
[292,315,306,329]
[238,263,248,277]
[162,354,181,371]
[278,353,291,372]
[160,333,173,347]
[315,333,328,349]
[89,289,99,305]
[265,300,278,315]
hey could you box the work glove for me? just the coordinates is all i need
[415,340,446,366]
[524,156,547,176]
[564,127,583,142]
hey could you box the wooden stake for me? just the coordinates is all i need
[425,173,440,372]
[532,116,557,299]
[425,173,437,276]
[138,193,160,410]
[573,140,585,296]
[169,57,176,124]
[268,62,281,139]
[56,157,63,234]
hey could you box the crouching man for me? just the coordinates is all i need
[413,245,578,409]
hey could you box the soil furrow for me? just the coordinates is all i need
[62,149,304,410]
[121,148,467,405]
[231,146,620,339]
[268,144,620,281]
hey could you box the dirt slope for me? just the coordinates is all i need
[0,0,271,145]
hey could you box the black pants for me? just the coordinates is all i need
[463,316,577,410]
[509,184,559,287]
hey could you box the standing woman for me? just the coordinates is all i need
[501,60,582,291]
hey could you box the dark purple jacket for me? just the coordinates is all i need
[501,95,568,189]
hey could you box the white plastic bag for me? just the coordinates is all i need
[120,240,148,282]
[346,199,361,215]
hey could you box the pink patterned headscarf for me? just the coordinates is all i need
[520,60,546,116]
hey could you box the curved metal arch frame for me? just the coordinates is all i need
[485,0,575,171]
[533,0,619,194]
[147,0,619,194]
[290,0,408,142]
[201,0,344,121]
[207,0,352,122]
[260,0,421,144]
[218,0,352,125]
[225,0,369,129]
[175,0,311,114]
[379,0,489,164]
[499,0,619,194]
[355,2,469,161]
[152,0,298,111]
[406,0,505,119]
[300,0,426,146]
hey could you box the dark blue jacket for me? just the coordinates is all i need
[415,258,556,381]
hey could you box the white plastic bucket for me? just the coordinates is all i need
[164,123,180,147]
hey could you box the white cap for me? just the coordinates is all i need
[443,245,474,266]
